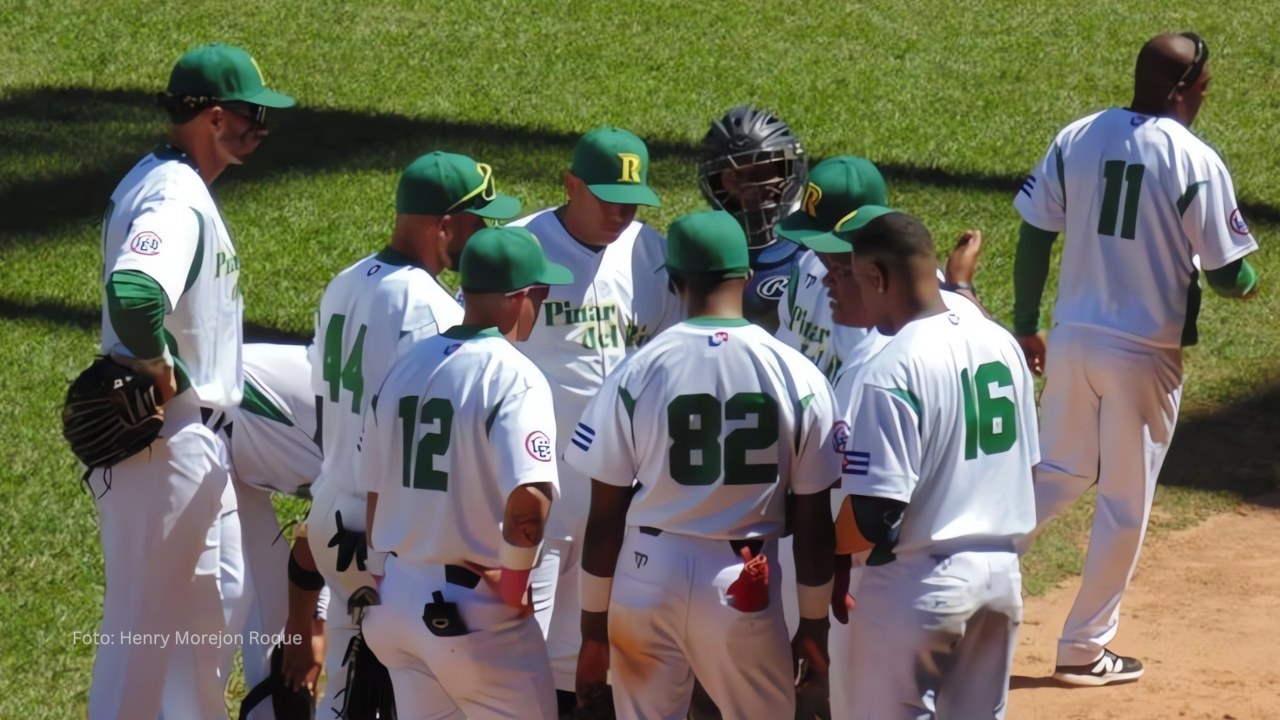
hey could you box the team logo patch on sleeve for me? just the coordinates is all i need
[842,450,870,476]
[571,422,595,451]
[832,420,850,453]
[1230,208,1250,235]
[128,231,162,255]
[525,431,553,461]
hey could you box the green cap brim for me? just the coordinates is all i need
[535,261,575,287]
[586,183,661,207]
[239,87,297,109]
[775,210,824,242]
[798,232,853,253]
[466,193,522,220]
[835,204,897,234]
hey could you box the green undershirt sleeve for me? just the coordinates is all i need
[1204,258,1258,298]
[1012,221,1059,336]
[106,270,168,359]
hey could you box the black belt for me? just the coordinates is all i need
[444,564,481,590]
[638,526,764,558]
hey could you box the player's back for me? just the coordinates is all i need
[852,311,1039,556]
[231,343,321,496]
[311,248,462,494]
[1044,108,1229,346]
[368,329,555,568]
[600,319,833,540]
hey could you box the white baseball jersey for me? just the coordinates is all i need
[564,319,838,540]
[229,343,322,496]
[840,311,1039,555]
[1016,107,1258,348]
[362,326,560,567]
[100,146,243,410]
[509,209,682,458]
[309,247,462,497]
[775,250,868,382]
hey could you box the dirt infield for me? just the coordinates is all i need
[1008,496,1280,719]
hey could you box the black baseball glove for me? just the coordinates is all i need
[61,355,164,471]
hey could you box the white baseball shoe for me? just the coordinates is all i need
[1053,649,1145,687]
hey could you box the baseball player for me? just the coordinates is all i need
[836,207,1038,719]
[303,151,521,716]
[360,226,573,719]
[567,210,839,720]
[84,43,293,720]
[1014,32,1260,685]
[223,343,328,719]
[698,105,809,331]
[508,126,681,709]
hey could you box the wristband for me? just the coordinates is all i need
[499,538,542,572]
[941,280,975,293]
[288,553,325,591]
[365,549,386,577]
[797,580,834,620]
[580,570,613,613]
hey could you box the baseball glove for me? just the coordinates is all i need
[61,356,164,471]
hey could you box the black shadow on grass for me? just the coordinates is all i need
[0,297,306,344]
[7,87,1277,246]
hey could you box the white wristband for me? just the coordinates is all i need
[580,570,613,613]
[499,539,541,571]
[797,581,833,621]
[365,549,386,577]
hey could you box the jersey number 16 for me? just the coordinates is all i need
[959,361,1017,460]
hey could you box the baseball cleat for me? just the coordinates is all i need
[1053,649,1144,687]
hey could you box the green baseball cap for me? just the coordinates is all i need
[802,205,900,252]
[664,210,751,278]
[459,226,574,293]
[396,152,522,219]
[166,44,295,108]
[570,127,661,207]
[776,155,886,246]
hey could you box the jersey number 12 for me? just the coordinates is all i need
[959,361,1017,460]
[1098,161,1146,240]
[398,396,453,491]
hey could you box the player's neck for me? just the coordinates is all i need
[684,283,747,322]
[167,130,227,186]
[1126,98,1184,125]
[881,286,948,335]
[555,205,612,250]
[389,217,446,274]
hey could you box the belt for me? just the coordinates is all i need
[444,564,482,590]
[200,407,234,438]
[638,526,764,558]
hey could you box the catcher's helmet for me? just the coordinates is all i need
[698,106,808,248]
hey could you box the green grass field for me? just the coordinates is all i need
[2,1,1278,715]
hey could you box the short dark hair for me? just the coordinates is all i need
[155,92,218,125]
[852,212,935,270]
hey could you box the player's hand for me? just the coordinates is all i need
[791,617,830,691]
[1017,332,1047,376]
[944,229,984,285]
[575,631,611,716]
[830,554,855,625]
[281,615,323,693]
[110,352,178,404]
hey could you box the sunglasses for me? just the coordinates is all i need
[445,163,498,214]
[222,102,268,128]
[505,284,549,298]
[1167,33,1208,101]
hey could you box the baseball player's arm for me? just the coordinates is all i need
[844,383,921,564]
[789,379,838,665]
[1182,158,1260,298]
[283,535,326,693]
[577,480,634,696]
[1011,222,1058,374]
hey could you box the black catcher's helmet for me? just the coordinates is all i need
[698,106,808,248]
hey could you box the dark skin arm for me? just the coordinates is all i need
[282,535,325,692]
[791,489,835,681]
[943,229,994,319]
[576,480,634,700]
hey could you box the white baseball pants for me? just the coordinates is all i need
[848,550,1022,720]
[607,527,794,720]
[361,557,558,720]
[1032,324,1182,666]
[87,392,230,720]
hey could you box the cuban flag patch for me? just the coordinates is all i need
[572,422,595,452]
[1019,174,1036,198]
[842,450,870,476]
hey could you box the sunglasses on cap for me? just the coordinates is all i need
[1167,32,1208,101]
[222,102,267,128]
[445,162,498,214]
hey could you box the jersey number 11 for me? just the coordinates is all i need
[1098,161,1146,240]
